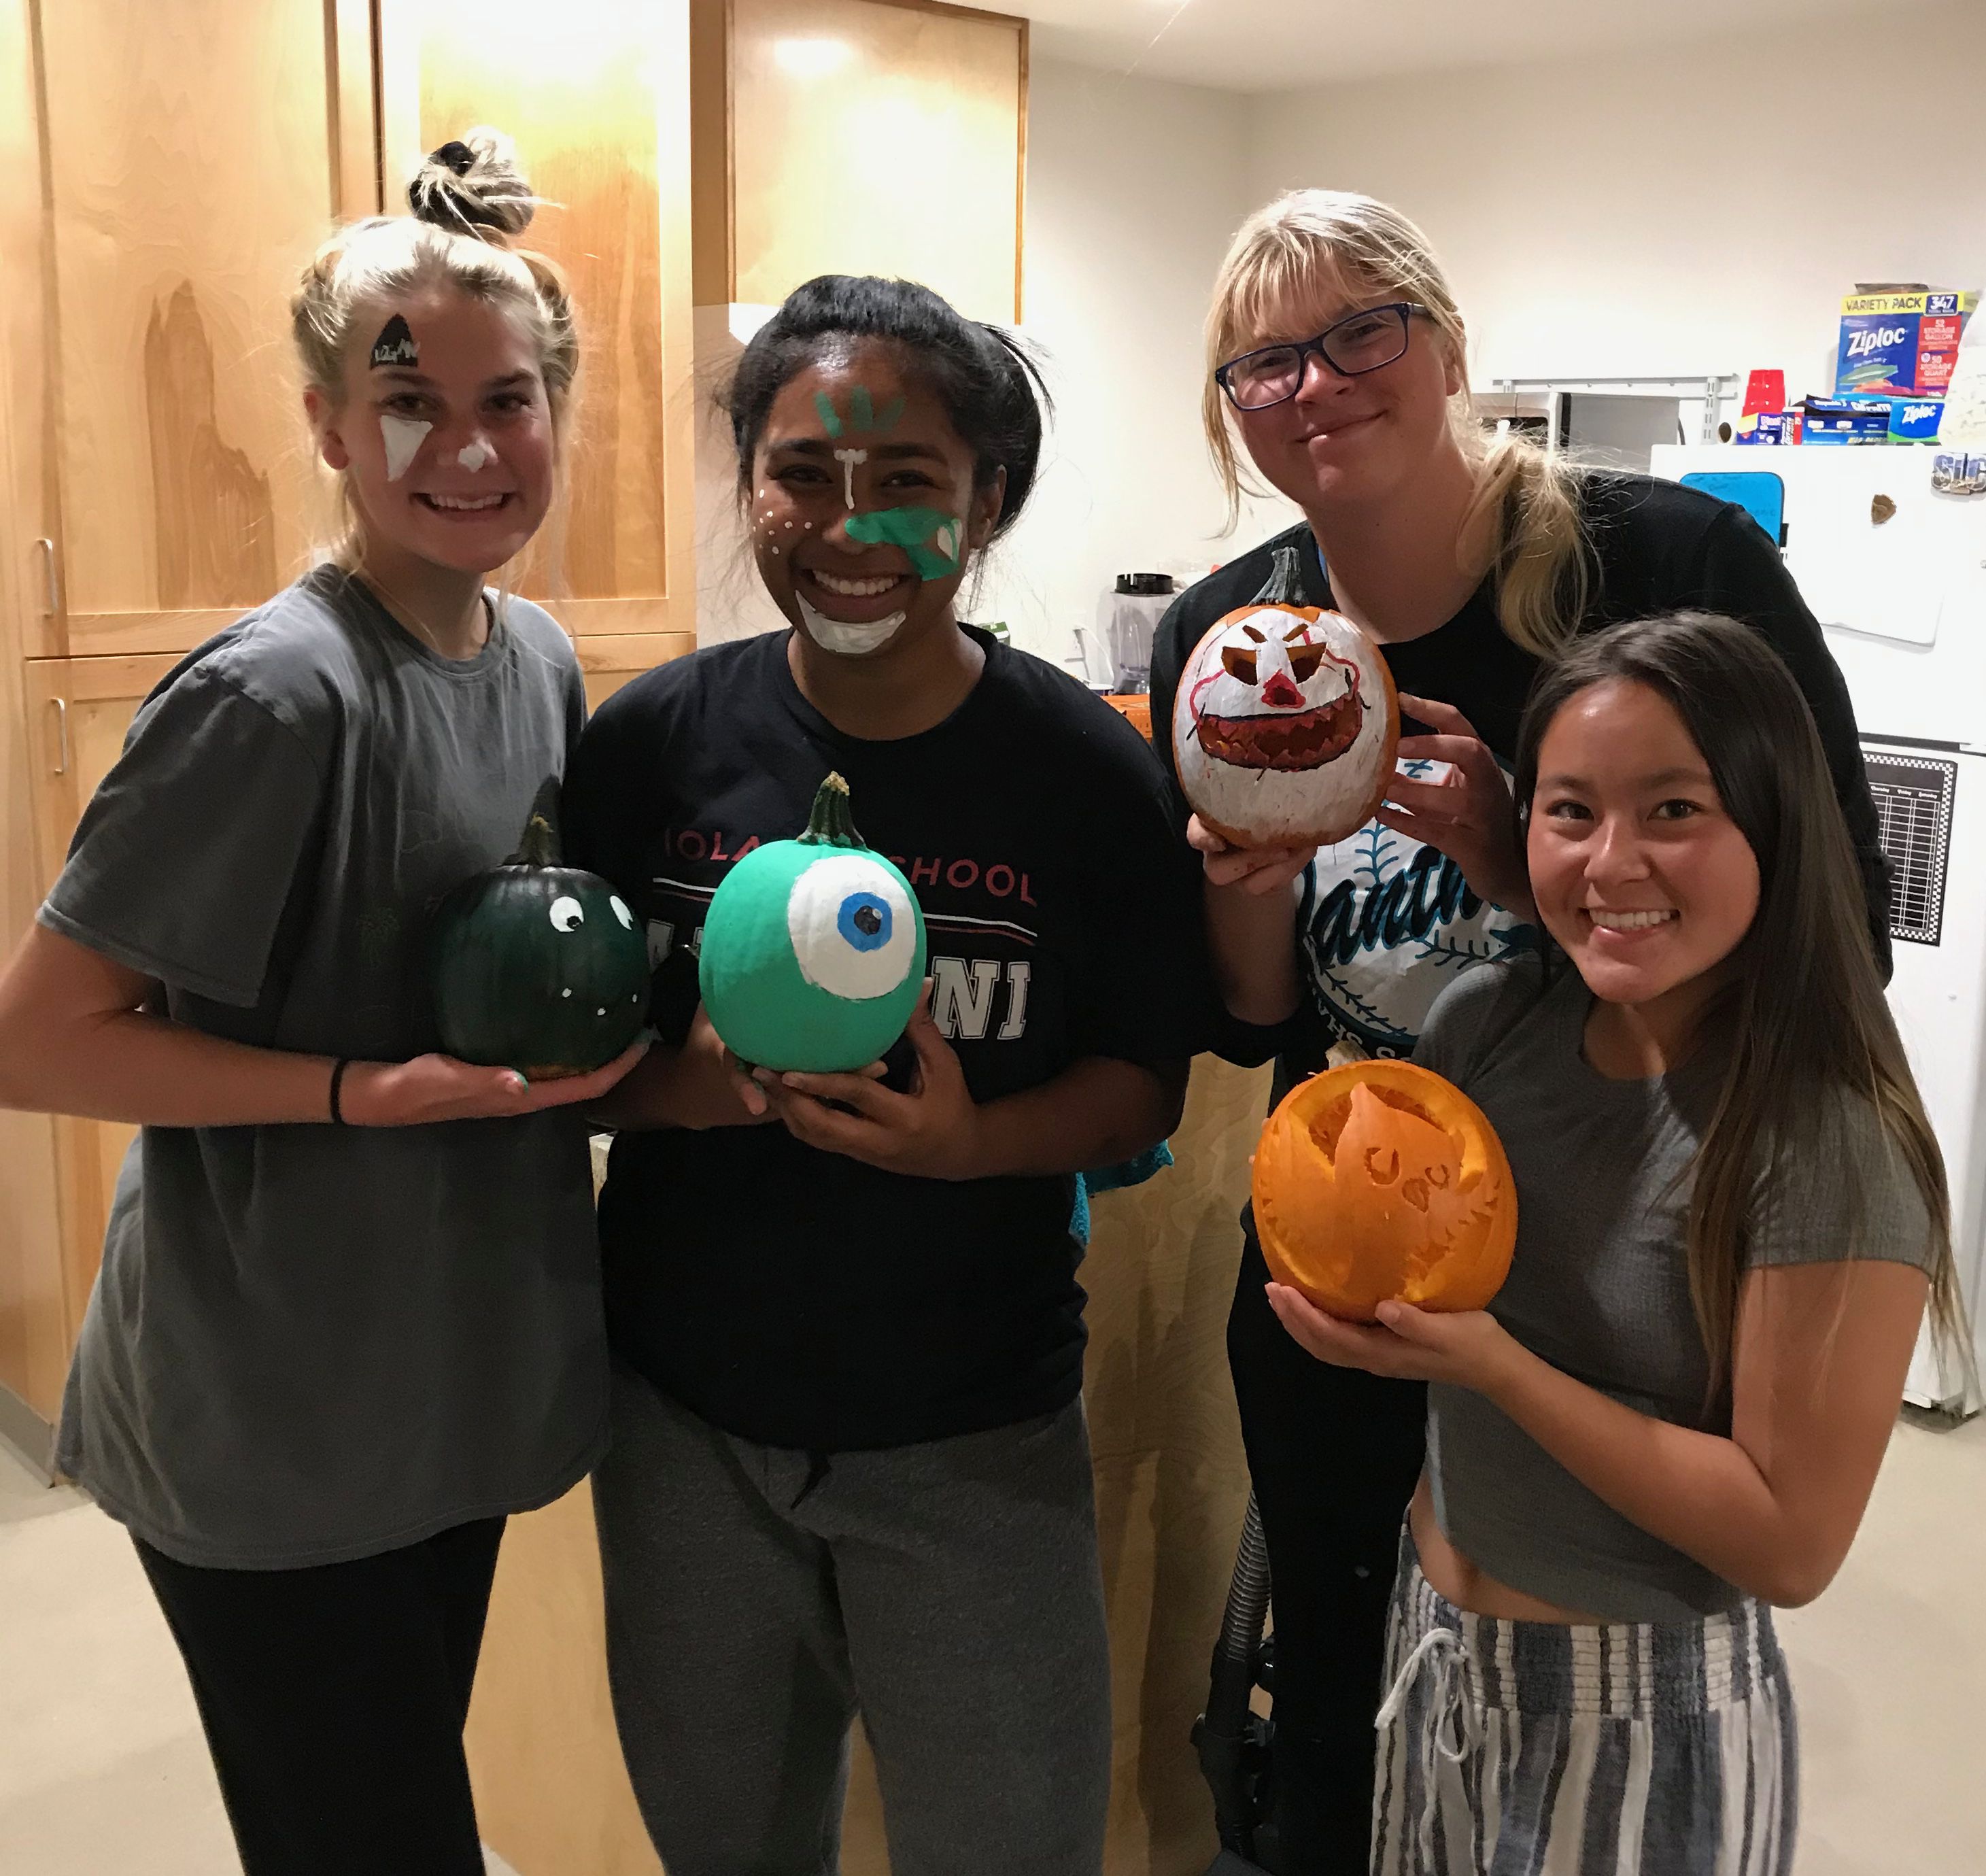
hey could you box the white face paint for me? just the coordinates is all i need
[795,589,905,657]
[833,447,868,509]
[457,439,495,472]
[379,413,431,481]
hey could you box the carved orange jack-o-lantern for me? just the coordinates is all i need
[1252,1059,1516,1320]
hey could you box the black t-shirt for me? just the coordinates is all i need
[562,625,1208,1451]
[1150,471,1891,1068]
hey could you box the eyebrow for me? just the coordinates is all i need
[767,437,947,463]
[371,369,538,392]
[1539,766,1715,790]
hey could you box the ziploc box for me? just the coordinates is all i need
[1837,290,1979,398]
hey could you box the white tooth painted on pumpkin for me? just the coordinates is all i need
[834,446,868,508]
[380,413,431,481]
[457,439,495,472]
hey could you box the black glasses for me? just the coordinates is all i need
[1215,302,1431,411]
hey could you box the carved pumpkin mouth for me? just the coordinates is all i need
[1195,687,1363,772]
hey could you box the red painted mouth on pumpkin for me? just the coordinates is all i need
[1197,688,1363,771]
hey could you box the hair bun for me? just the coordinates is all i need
[407,126,537,241]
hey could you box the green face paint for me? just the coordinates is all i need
[812,386,906,438]
[845,505,965,581]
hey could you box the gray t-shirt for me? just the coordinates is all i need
[1415,958,1934,1622]
[47,566,608,1569]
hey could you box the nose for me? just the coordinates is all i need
[1586,811,1651,887]
[1291,345,1352,405]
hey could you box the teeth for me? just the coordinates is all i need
[426,493,505,511]
[812,570,900,597]
[1588,909,1675,931]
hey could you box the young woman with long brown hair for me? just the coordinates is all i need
[1269,611,1967,1872]
[1148,191,1890,1871]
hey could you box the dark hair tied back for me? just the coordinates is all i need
[407,127,538,241]
[722,274,1050,544]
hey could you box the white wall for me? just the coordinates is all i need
[1242,2,1986,403]
[978,60,1294,670]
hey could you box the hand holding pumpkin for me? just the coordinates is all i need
[337,1036,649,1127]
[1264,1285,1517,1394]
[1188,815,1316,898]
[755,980,985,1180]
[1373,694,1533,917]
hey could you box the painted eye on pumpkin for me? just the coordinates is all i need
[549,896,584,933]
[785,854,919,1001]
[609,896,635,930]
[1220,644,1260,684]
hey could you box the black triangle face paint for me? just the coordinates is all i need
[369,313,419,371]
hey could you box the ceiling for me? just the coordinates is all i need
[1018,0,1928,92]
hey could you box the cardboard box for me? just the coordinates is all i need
[1801,396,1891,444]
[1836,289,1979,398]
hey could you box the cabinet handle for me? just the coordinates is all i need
[35,537,61,617]
[49,696,69,776]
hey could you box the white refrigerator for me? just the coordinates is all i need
[1653,444,1986,1410]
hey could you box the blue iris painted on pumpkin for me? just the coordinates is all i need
[838,891,893,952]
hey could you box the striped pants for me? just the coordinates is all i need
[1371,1531,1797,1875]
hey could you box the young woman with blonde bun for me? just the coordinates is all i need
[0,131,639,1875]
[1148,190,1890,1873]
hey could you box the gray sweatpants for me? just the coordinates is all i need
[593,1364,1112,1876]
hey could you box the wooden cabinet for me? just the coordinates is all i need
[0,0,698,1444]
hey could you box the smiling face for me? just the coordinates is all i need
[1526,678,1762,1031]
[1173,599,1398,847]
[748,342,1002,660]
[308,287,556,578]
[1229,280,1464,515]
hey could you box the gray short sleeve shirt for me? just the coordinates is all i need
[1415,959,1934,1622]
[47,568,609,1569]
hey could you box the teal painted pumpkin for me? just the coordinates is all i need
[699,773,926,1073]
[430,798,649,1078]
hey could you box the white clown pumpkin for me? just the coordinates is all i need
[1172,545,1399,849]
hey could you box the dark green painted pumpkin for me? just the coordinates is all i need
[699,772,926,1073]
[430,796,649,1078]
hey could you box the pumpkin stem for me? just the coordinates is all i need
[1251,542,1308,609]
[798,772,866,849]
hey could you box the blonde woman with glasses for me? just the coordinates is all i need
[1148,191,1889,1874]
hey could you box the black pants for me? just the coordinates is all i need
[134,1516,507,1876]
[1229,1229,1427,1876]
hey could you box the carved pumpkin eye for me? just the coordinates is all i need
[549,896,584,933]
[1221,645,1260,684]
[786,854,919,1000]
[1287,643,1327,683]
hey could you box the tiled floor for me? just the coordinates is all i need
[2,1412,1981,1875]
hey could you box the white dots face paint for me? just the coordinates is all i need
[457,439,495,472]
[379,413,431,481]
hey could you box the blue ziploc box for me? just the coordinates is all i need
[1836,290,1979,397]
[1888,397,1942,441]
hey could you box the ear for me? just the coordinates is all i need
[966,465,1007,551]
[1438,326,1467,401]
[305,387,353,472]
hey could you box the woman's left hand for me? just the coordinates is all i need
[1265,1283,1516,1394]
[1375,694,1535,917]
[755,981,985,1180]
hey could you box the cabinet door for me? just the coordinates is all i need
[29,0,372,661]
[379,0,698,638]
[22,655,178,1354]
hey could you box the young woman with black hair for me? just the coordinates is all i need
[562,273,1207,1876]
[1271,611,1968,1871]
[1147,191,1893,1873]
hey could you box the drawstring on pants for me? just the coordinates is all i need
[1375,1624,1483,1867]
